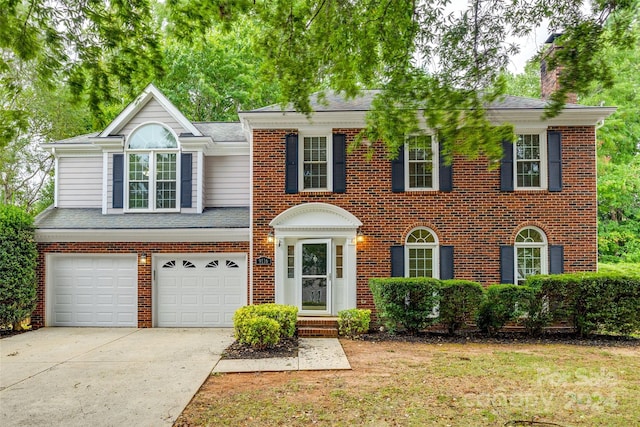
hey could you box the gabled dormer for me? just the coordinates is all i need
[42,84,249,215]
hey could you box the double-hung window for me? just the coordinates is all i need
[405,135,438,191]
[300,134,332,191]
[126,123,180,212]
[515,133,547,190]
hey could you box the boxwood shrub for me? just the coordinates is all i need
[438,280,485,334]
[369,277,440,334]
[233,303,298,348]
[476,284,536,335]
[528,273,640,336]
[337,308,371,337]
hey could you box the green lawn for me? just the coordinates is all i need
[599,262,640,276]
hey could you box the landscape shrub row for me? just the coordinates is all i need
[233,304,298,348]
[369,274,640,336]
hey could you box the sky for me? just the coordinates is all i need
[445,0,553,74]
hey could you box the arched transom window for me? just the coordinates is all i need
[515,227,548,284]
[405,227,439,278]
[126,123,179,211]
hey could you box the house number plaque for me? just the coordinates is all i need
[255,256,272,266]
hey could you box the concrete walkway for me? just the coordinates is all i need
[0,328,234,427]
[1,328,350,427]
[213,337,351,373]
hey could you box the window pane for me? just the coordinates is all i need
[287,245,295,279]
[516,134,541,188]
[156,182,176,209]
[128,124,178,149]
[407,228,436,244]
[156,153,177,180]
[155,153,177,209]
[407,136,433,189]
[128,154,149,209]
[302,137,328,189]
[335,245,343,279]
[128,182,149,209]
[409,247,433,278]
[517,247,541,284]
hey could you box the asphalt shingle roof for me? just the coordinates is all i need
[35,207,249,229]
[244,90,595,113]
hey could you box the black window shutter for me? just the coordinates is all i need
[500,140,514,191]
[547,131,563,192]
[112,154,124,209]
[549,245,564,274]
[439,142,453,192]
[181,153,193,208]
[439,246,454,280]
[391,145,404,192]
[500,245,515,284]
[390,245,405,277]
[333,133,346,193]
[285,133,298,194]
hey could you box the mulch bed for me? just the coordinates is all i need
[357,330,640,347]
[222,336,299,359]
[221,329,640,360]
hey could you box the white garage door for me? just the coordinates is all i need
[155,254,247,327]
[48,255,138,327]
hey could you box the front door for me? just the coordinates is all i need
[298,239,331,315]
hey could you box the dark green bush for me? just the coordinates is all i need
[528,273,640,336]
[476,284,535,335]
[369,277,440,334]
[337,308,371,337]
[0,205,37,327]
[438,280,485,334]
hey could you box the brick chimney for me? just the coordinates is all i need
[540,33,578,104]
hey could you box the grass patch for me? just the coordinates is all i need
[176,341,640,426]
[598,262,640,276]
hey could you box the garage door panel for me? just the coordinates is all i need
[156,254,246,327]
[49,255,137,327]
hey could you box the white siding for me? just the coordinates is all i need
[119,98,186,136]
[57,156,103,208]
[205,156,250,207]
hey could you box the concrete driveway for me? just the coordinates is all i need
[0,328,234,427]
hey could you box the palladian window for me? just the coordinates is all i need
[126,123,179,211]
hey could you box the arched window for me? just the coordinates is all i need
[405,227,439,278]
[515,227,547,284]
[126,123,179,211]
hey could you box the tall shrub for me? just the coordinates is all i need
[438,280,485,334]
[0,205,37,327]
[476,284,534,335]
[369,277,440,334]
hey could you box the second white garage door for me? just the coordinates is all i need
[155,254,247,327]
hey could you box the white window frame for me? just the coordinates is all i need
[514,226,548,285]
[124,122,181,213]
[514,130,547,190]
[298,131,333,192]
[404,227,440,279]
[405,134,439,191]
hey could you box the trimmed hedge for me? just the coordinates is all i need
[233,304,298,348]
[0,205,37,328]
[439,280,485,334]
[337,308,371,337]
[527,273,640,336]
[369,277,440,333]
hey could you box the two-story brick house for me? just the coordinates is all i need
[32,79,614,328]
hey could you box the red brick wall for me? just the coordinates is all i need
[34,241,249,328]
[252,126,597,311]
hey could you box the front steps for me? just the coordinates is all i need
[297,316,339,338]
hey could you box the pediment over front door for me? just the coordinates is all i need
[270,203,362,233]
